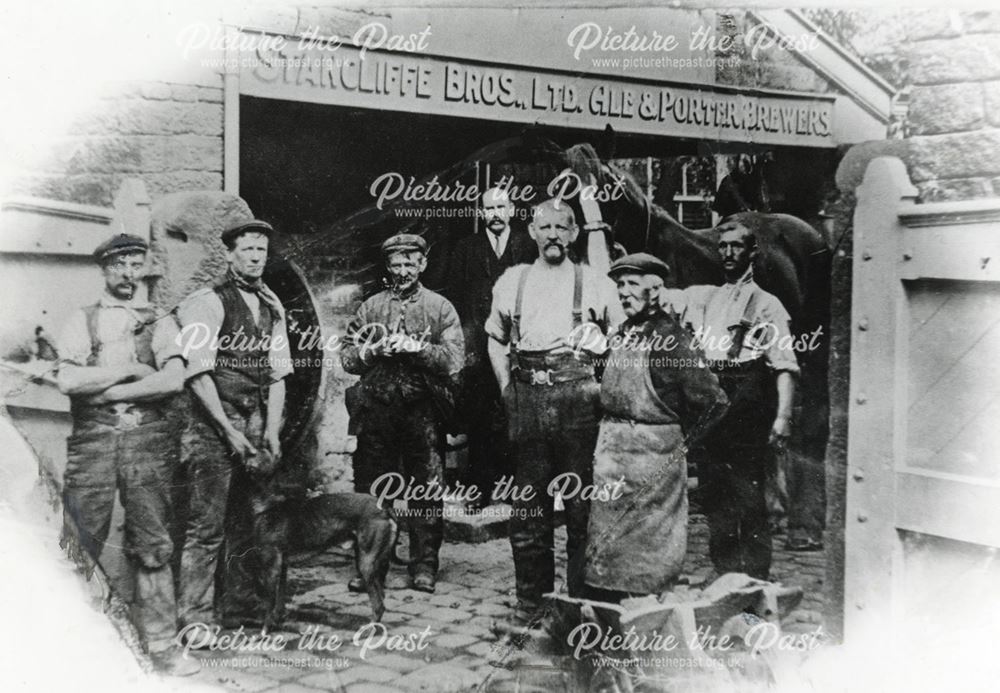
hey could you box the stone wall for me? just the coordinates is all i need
[5,80,224,208]
[825,10,1000,638]
[903,10,1000,201]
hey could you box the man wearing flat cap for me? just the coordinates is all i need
[341,232,464,593]
[583,254,727,601]
[56,234,197,674]
[175,218,293,632]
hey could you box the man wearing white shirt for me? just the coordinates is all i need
[57,234,196,675]
[677,222,798,580]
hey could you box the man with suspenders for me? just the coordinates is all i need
[486,198,625,627]
[56,233,197,674]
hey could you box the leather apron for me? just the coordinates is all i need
[584,329,687,595]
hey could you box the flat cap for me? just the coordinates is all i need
[93,233,148,263]
[221,219,274,246]
[381,233,427,256]
[608,252,671,281]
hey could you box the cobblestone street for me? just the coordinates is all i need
[182,510,827,692]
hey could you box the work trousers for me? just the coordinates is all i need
[62,417,178,653]
[178,404,278,626]
[503,377,601,610]
[462,363,512,504]
[353,398,444,577]
[694,360,775,580]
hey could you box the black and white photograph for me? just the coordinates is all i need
[1,1,998,691]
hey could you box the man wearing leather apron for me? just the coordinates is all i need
[584,253,728,601]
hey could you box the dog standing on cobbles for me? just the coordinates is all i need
[256,493,402,627]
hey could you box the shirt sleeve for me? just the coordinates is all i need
[269,317,294,382]
[415,297,465,378]
[484,267,517,345]
[56,309,91,368]
[150,313,184,369]
[599,275,627,334]
[757,296,800,375]
[677,285,713,333]
[175,290,224,380]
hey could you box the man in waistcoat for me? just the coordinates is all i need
[57,233,197,675]
[486,198,625,627]
[176,219,293,634]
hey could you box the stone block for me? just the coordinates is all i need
[984,82,1000,127]
[907,130,1000,181]
[422,606,473,623]
[65,137,143,174]
[142,170,224,198]
[139,82,172,100]
[198,86,224,103]
[360,653,423,674]
[909,38,1000,84]
[324,664,398,685]
[907,83,985,135]
[171,84,200,102]
[148,190,253,307]
[905,10,963,41]
[234,5,300,35]
[295,7,382,39]
[139,134,223,173]
[431,633,479,649]
[344,685,404,693]
[961,11,1000,33]
[394,663,483,692]
[916,177,992,202]
[113,101,222,136]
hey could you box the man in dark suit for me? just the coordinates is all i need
[447,187,537,509]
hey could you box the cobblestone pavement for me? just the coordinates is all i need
[182,511,827,692]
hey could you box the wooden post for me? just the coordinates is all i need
[844,156,916,642]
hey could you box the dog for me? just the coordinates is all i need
[256,492,402,628]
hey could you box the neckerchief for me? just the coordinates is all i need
[228,267,285,322]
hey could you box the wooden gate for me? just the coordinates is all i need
[846,157,1000,643]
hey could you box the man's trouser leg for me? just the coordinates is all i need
[466,366,511,503]
[119,420,181,652]
[219,408,270,624]
[353,403,397,496]
[64,421,179,652]
[399,401,444,578]
[506,380,600,609]
[552,380,599,598]
[705,364,774,580]
[178,415,233,626]
[62,426,117,571]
